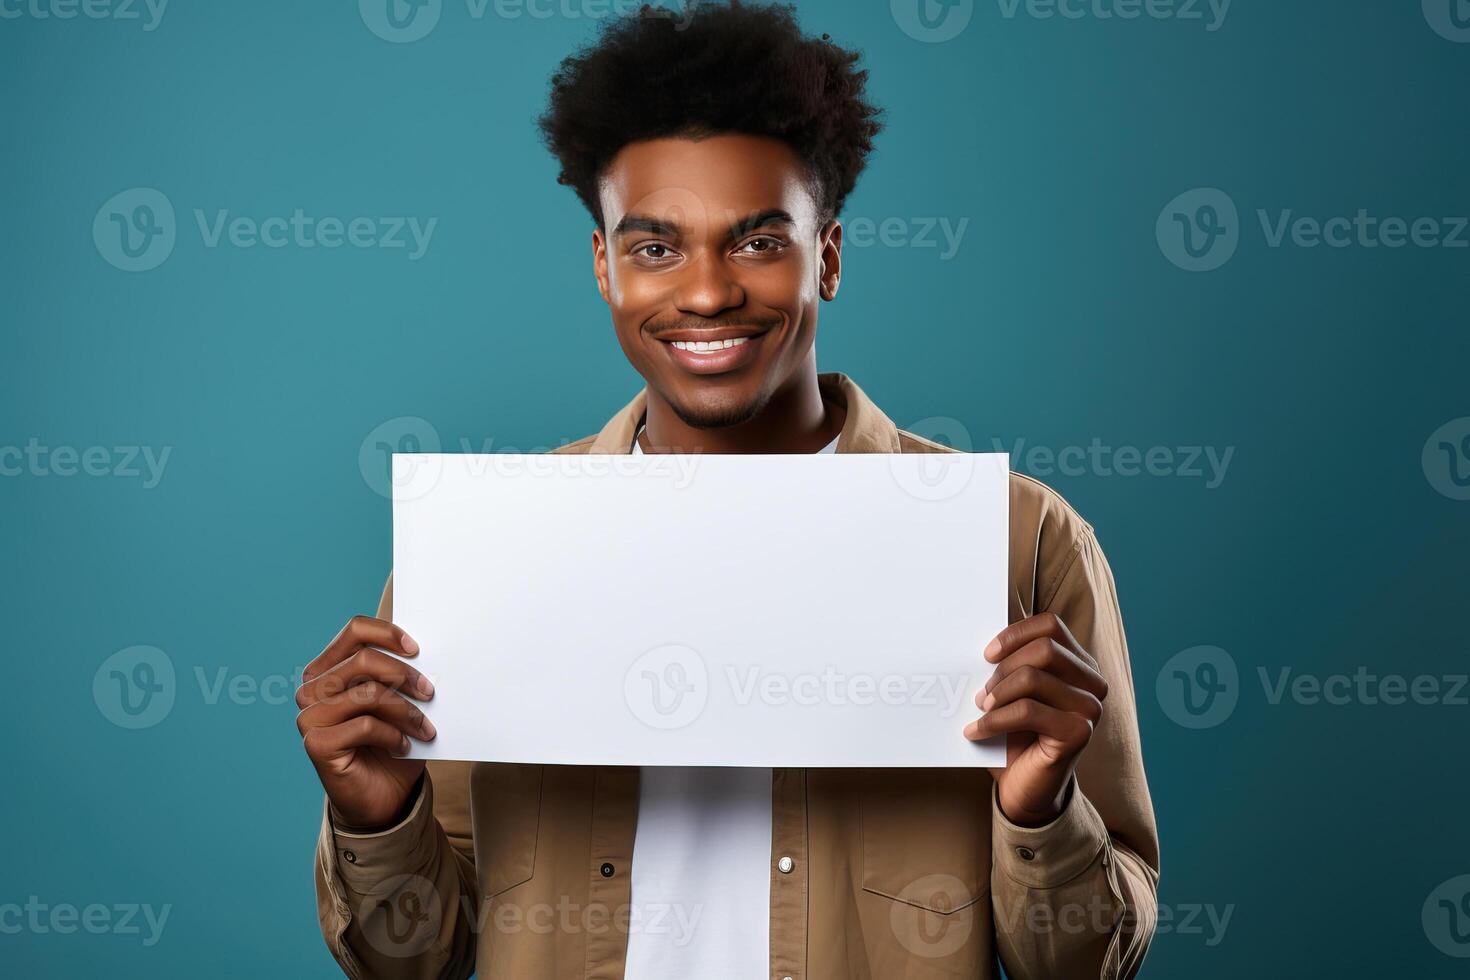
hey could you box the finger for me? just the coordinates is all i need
[984,611,1087,665]
[296,680,437,741]
[977,664,1103,721]
[296,646,434,709]
[982,637,1108,701]
[302,715,415,764]
[964,698,1092,745]
[297,647,434,708]
[304,615,419,683]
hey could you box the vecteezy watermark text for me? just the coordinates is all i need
[359,416,705,500]
[1158,187,1470,272]
[94,187,436,272]
[358,0,696,43]
[0,0,167,30]
[624,644,975,731]
[891,880,1232,961]
[995,0,1230,30]
[992,436,1234,488]
[0,898,171,946]
[726,665,971,717]
[994,894,1233,946]
[93,645,417,729]
[0,439,171,488]
[355,872,703,959]
[891,0,1231,44]
[193,209,436,259]
[1157,645,1469,729]
[842,216,970,260]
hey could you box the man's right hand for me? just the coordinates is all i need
[296,615,437,830]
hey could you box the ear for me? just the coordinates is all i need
[818,219,843,301]
[592,227,612,305]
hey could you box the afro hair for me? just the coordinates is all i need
[538,1,883,227]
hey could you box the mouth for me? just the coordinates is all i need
[654,327,769,376]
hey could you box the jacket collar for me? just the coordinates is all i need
[584,373,903,454]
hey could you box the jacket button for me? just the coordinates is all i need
[342,850,357,864]
[1016,846,1035,861]
[600,862,615,877]
[777,856,794,874]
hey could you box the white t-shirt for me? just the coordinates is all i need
[624,427,837,978]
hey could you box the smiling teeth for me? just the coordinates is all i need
[671,337,750,353]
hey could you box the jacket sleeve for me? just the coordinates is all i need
[312,574,480,979]
[991,529,1161,980]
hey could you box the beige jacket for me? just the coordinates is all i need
[314,373,1160,979]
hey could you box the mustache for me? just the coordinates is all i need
[645,314,783,338]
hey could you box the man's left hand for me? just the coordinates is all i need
[963,612,1108,827]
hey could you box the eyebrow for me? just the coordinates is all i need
[725,209,796,237]
[610,208,796,239]
[611,214,683,238]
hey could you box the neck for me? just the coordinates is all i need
[641,360,844,454]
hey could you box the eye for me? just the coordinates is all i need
[737,236,785,256]
[632,241,680,264]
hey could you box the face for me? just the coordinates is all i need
[592,134,842,428]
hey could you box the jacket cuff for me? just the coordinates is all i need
[992,779,1110,889]
[325,774,438,895]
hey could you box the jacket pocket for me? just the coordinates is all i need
[859,768,991,914]
[470,763,543,896]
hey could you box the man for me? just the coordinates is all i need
[298,3,1159,978]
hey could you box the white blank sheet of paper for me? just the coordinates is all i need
[392,451,1009,767]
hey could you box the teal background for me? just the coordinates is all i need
[3,0,1468,976]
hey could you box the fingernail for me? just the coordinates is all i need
[981,693,996,712]
[983,638,1002,661]
[419,676,435,698]
[421,717,437,739]
[402,634,420,656]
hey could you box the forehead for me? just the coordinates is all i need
[599,134,818,232]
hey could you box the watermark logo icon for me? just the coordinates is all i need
[93,188,176,272]
[888,873,974,958]
[360,0,441,43]
[1424,0,1470,42]
[1422,417,1470,501]
[358,874,442,958]
[892,0,973,42]
[93,646,176,729]
[1423,874,1470,958]
[1157,188,1239,272]
[624,644,708,730]
[893,416,980,502]
[360,416,442,500]
[1156,645,1237,729]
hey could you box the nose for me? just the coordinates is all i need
[672,250,745,318]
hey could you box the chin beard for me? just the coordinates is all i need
[666,388,773,429]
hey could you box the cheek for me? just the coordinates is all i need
[605,263,659,331]
[748,253,819,313]
[603,257,626,307]
[610,260,681,310]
